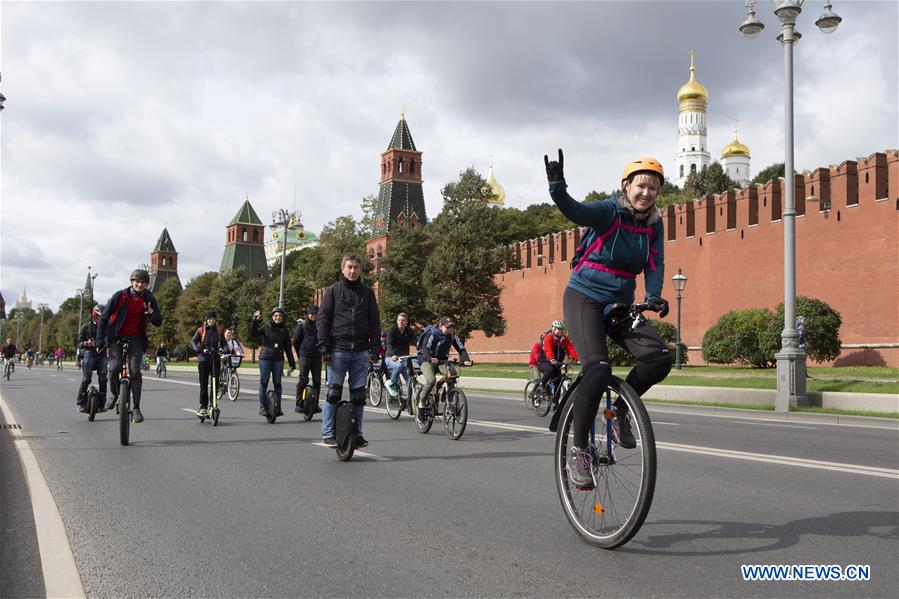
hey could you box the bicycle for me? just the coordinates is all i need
[141,355,150,373]
[414,359,469,440]
[155,357,167,378]
[531,363,573,418]
[385,356,419,420]
[217,354,241,401]
[553,302,657,549]
[366,359,385,407]
[115,340,135,446]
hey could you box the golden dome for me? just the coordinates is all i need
[486,164,506,206]
[677,51,708,110]
[721,123,750,158]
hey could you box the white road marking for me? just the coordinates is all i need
[730,420,817,430]
[0,391,86,598]
[651,421,680,426]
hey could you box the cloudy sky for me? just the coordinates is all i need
[1,0,896,311]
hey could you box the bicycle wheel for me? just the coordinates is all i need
[266,390,278,424]
[385,387,403,420]
[554,377,656,549]
[119,379,131,446]
[416,397,434,434]
[228,372,240,401]
[524,379,538,410]
[216,376,226,401]
[335,402,356,461]
[443,388,468,440]
[367,372,383,407]
[407,380,418,416]
[534,385,552,418]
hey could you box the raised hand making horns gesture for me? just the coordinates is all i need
[543,148,565,183]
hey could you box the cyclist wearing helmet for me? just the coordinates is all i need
[96,269,163,422]
[538,320,579,393]
[250,305,296,418]
[76,304,109,413]
[544,149,671,489]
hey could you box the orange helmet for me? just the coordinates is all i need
[621,157,665,185]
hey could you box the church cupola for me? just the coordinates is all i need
[675,51,712,188]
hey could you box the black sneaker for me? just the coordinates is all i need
[106,399,117,411]
[259,407,270,417]
[322,437,337,447]
[356,435,369,448]
[616,410,636,449]
[97,401,107,413]
[295,402,303,413]
[132,408,144,423]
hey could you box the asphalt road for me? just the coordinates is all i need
[1,365,897,598]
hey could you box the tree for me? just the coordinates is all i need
[683,162,738,198]
[584,190,615,203]
[424,168,506,341]
[359,193,379,238]
[209,267,250,328]
[376,221,435,330]
[262,271,314,323]
[751,162,786,186]
[315,215,370,288]
[174,271,219,351]
[769,296,842,363]
[149,277,182,346]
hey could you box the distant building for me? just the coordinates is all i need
[265,228,320,268]
[15,288,32,311]
[220,197,269,280]
[149,227,182,294]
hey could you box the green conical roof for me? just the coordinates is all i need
[229,198,264,226]
[387,115,417,152]
[152,227,177,253]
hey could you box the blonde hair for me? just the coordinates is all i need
[624,172,662,190]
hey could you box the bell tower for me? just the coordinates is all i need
[149,227,182,293]
[365,113,427,274]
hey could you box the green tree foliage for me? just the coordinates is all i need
[769,296,843,363]
[174,271,219,348]
[262,272,314,324]
[751,162,786,186]
[683,162,739,198]
[314,215,370,288]
[424,168,506,341]
[702,308,778,368]
[232,277,267,356]
[209,267,250,328]
[359,193,379,238]
[584,190,615,204]
[376,221,435,330]
[150,277,183,347]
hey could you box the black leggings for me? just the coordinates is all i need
[563,287,672,448]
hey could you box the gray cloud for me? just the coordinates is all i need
[2,1,895,311]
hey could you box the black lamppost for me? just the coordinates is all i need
[38,303,49,355]
[739,0,842,410]
[671,269,688,370]
[269,209,303,309]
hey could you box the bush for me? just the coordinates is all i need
[608,319,687,366]
[702,308,778,368]
[769,296,842,363]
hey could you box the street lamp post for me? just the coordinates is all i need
[76,288,85,349]
[269,209,303,309]
[38,303,49,355]
[671,269,688,370]
[739,0,841,411]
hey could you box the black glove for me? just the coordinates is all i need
[543,148,565,183]
[550,359,560,367]
[647,297,670,318]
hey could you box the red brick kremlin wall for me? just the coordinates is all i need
[467,149,899,367]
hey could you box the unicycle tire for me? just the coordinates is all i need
[554,376,656,549]
[212,407,220,426]
[335,402,356,461]
[266,391,278,424]
[302,386,316,422]
[87,386,99,422]
[119,379,131,446]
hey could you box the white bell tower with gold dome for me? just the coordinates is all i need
[675,51,711,188]
[721,120,752,187]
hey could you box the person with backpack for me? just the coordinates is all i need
[191,311,227,418]
[414,317,472,413]
[384,312,416,397]
[76,305,108,413]
[293,305,322,413]
[96,269,163,422]
[544,150,671,489]
[250,306,296,418]
[538,319,579,393]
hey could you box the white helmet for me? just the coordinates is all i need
[551,320,565,330]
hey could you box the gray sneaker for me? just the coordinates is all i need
[132,408,144,423]
[196,407,208,418]
[567,446,594,490]
[615,410,637,449]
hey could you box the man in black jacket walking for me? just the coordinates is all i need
[316,253,381,447]
[293,304,322,412]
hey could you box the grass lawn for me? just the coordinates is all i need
[461,363,899,395]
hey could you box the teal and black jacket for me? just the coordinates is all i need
[549,180,665,306]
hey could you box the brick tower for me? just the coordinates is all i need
[220,197,269,280]
[365,113,427,273]
[149,227,182,293]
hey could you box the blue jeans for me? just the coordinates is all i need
[322,351,369,438]
[385,356,409,387]
[258,359,283,408]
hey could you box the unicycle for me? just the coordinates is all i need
[87,385,100,422]
[301,385,318,421]
[117,341,133,446]
[265,390,280,424]
[334,399,357,462]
